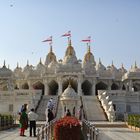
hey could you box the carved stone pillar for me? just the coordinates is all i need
[92,83,95,95]
[45,84,49,95]
[108,81,112,91]
[78,76,82,96]
[44,80,49,95]
[129,80,133,91]
[28,81,33,90]
[78,81,82,96]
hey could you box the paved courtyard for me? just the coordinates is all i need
[0,127,37,140]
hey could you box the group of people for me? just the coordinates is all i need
[18,104,38,137]
[18,99,84,137]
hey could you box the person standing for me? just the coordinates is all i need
[28,108,38,137]
[19,108,28,136]
[48,109,54,123]
[66,109,71,116]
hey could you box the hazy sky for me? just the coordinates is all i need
[0,0,140,70]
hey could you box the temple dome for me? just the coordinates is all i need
[63,40,78,64]
[61,84,78,100]
[37,58,45,73]
[48,60,58,68]
[83,45,96,66]
[96,58,106,71]
[0,63,13,77]
[45,46,57,65]
[129,62,140,72]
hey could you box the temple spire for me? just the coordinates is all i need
[121,63,124,68]
[27,60,29,66]
[68,38,72,47]
[39,58,42,64]
[17,62,19,68]
[99,58,101,64]
[111,60,114,66]
[134,61,137,68]
[87,43,91,53]
[3,60,6,68]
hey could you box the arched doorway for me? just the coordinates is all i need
[82,80,92,95]
[133,82,140,91]
[22,83,29,89]
[33,81,45,95]
[48,80,58,95]
[96,81,108,95]
[111,83,119,90]
[122,85,126,90]
[62,78,77,92]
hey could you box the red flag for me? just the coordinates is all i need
[42,36,52,42]
[61,31,71,37]
[81,36,91,42]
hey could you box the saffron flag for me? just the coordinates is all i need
[42,36,52,42]
[81,36,91,42]
[61,31,71,37]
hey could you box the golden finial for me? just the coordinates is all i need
[87,44,91,53]
[68,38,72,47]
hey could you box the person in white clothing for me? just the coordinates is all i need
[28,108,38,137]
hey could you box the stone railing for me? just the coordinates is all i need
[98,91,115,122]
[82,119,99,140]
[37,119,56,140]
[37,118,99,140]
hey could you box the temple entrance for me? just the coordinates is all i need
[48,80,58,95]
[96,82,108,95]
[122,85,126,90]
[62,78,77,92]
[111,83,119,90]
[33,81,45,95]
[82,80,92,95]
[22,83,29,89]
[133,83,140,91]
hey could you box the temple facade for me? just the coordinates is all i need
[1,40,140,95]
[0,39,140,116]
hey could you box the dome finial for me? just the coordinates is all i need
[112,60,114,66]
[49,41,53,52]
[134,61,137,68]
[99,58,101,64]
[40,57,42,64]
[17,62,19,68]
[87,43,91,53]
[121,63,124,68]
[27,60,29,66]
[8,65,10,69]
[3,60,6,68]
[68,38,72,47]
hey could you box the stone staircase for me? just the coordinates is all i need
[36,95,58,121]
[82,96,107,121]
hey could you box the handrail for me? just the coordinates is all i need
[37,119,57,140]
[82,119,99,140]
[35,94,43,112]
[80,96,87,120]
